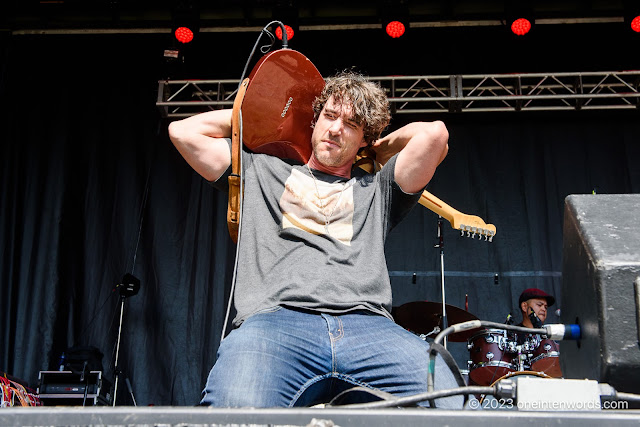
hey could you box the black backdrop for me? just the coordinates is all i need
[1,24,639,405]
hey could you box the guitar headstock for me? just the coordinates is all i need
[451,213,496,242]
[418,192,497,242]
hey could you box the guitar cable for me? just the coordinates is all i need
[237,21,287,91]
[219,21,290,344]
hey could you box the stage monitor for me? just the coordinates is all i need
[561,194,640,393]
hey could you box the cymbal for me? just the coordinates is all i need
[392,301,480,342]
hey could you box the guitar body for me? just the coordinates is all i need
[241,49,325,163]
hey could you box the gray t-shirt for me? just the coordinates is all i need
[214,146,422,326]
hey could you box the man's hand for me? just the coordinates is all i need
[370,135,400,166]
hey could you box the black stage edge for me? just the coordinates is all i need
[3,406,640,427]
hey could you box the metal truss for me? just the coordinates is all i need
[157,71,640,118]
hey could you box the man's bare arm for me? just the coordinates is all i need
[371,121,449,194]
[168,109,233,182]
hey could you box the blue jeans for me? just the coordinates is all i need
[201,307,463,408]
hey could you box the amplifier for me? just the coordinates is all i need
[38,371,111,406]
[561,194,640,394]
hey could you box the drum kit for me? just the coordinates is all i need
[393,301,562,386]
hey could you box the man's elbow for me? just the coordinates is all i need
[426,120,448,164]
[413,121,448,161]
[437,128,449,165]
[168,120,186,146]
[430,120,449,145]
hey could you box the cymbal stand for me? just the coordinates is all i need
[434,216,448,349]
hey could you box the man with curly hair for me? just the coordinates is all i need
[169,71,458,408]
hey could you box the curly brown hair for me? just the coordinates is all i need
[312,71,390,145]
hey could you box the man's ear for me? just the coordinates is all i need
[359,138,368,148]
[520,301,528,313]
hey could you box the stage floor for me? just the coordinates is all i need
[3,406,640,427]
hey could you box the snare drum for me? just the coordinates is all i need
[530,338,562,377]
[467,329,517,386]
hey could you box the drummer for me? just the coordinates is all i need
[513,287,556,349]
[515,288,563,377]
[517,287,555,329]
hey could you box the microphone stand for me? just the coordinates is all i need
[80,360,89,407]
[112,273,140,406]
[125,378,138,407]
[112,294,126,406]
[434,216,448,349]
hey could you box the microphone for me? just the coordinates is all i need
[504,313,514,325]
[528,308,543,329]
[544,323,582,341]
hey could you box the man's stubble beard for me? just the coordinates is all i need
[311,139,349,168]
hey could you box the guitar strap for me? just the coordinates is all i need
[227,78,250,244]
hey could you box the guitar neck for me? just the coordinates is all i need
[419,191,496,241]
[353,152,497,241]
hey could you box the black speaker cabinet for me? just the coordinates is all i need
[561,194,640,393]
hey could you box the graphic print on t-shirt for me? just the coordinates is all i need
[280,168,354,245]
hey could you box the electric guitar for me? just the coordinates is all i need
[231,48,496,241]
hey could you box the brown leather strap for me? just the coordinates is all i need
[227,78,250,243]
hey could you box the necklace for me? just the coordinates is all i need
[306,163,348,236]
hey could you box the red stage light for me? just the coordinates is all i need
[632,16,640,32]
[511,18,531,36]
[386,21,406,38]
[275,25,295,41]
[175,26,194,43]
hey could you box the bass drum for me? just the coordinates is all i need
[467,329,517,386]
[530,338,563,377]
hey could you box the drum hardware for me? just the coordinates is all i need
[459,369,470,386]
[392,301,480,342]
[505,339,518,353]
[515,350,530,372]
[424,325,441,337]
[466,325,563,386]
[417,325,441,341]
